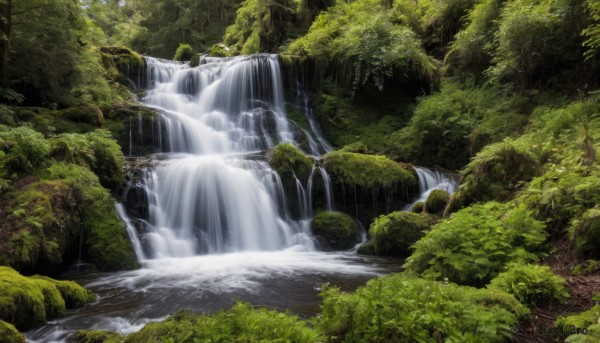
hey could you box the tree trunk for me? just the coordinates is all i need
[0,0,12,87]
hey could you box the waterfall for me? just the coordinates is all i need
[404,167,458,210]
[125,54,337,258]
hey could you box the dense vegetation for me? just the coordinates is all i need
[1,0,600,340]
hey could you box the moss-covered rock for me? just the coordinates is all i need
[0,320,25,343]
[359,211,435,256]
[100,46,145,86]
[556,304,600,342]
[31,276,95,308]
[411,201,425,213]
[269,143,314,186]
[0,267,88,331]
[447,139,542,214]
[323,151,415,190]
[60,105,105,126]
[424,189,450,214]
[311,211,360,250]
[323,151,418,225]
[569,208,600,259]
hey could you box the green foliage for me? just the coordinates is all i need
[360,211,434,256]
[323,151,415,190]
[173,44,195,61]
[570,208,600,258]
[286,0,437,91]
[0,320,25,343]
[447,138,541,213]
[489,263,569,305]
[59,106,105,126]
[583,0,600,59]
[557,304,600,342]
[424,189,450,214]
[269,143,314,185]
[67,330,123,343]
[0,125,50,178]
[123,302,319,342]
[317,273,529,342]
[311,211,359,250]
[405,202,547,286]
[389,82,526,169]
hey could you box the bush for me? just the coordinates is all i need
[424,189,450,214]
[360,211,434,256]
[173,43,195,61]
[447,138,541,213]
[311,211,360,250]
[0,321,25,343]
[556,303,600,342]
[0,125,50,177]
[404,202,547,286]
[569,208,600,259]
[59,105,105,126]
[269,143,314,186]
[123,302,319,342]
[318,274,529,342]
[489,263,569,306]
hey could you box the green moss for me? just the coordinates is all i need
[269,143,314,185]
[405,202,547,286]
[59,105,105,126]
[569,208,600,259]
[31,276,95,308]
[557,305,600,342]
[0,320,25,343]
[0,266,68,330]
[206,44,233,57]
[189,54,201,67]
[323,151,416,190]
[424,189,450,214]
[0,125,51,177]
[100,46,144,69]
[66,330,123,343]
[361,211,435,256]
[489,263,569,306]
[411,201,425,213]
[311,211,360,250]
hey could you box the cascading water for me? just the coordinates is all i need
[404,167,458,210]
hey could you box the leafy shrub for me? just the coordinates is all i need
[0,125,50,177]
[424,189,450,214]
[556,303,600,342]
[173,43,195,61]
[447,138,541,213]
[569,208,600,259]
[59,105,105,126]
[359,211,434,256]
[311,211,360,250]
[318,274,529,342]
[404,202,547,286]
[123,302,319,342]
[285,0,437,91]
[489,263,569,305]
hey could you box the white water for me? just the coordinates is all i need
[404,167,458,210]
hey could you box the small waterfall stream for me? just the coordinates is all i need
[404,167,458,210]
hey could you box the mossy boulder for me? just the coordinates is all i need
[66,330,123,343]
[31,276,95,308]
[411,202,425,213]
[323,151,418,225]
[424,190,450,215]
[0,321,25,343]
[359,212,435,256]
[569,208,600,259]
[60,105,105,126]
[0,267,93,331]
[269,143,314,186]
[446,139,541,214]
[100,46,146,86]
[311,211,360,250]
